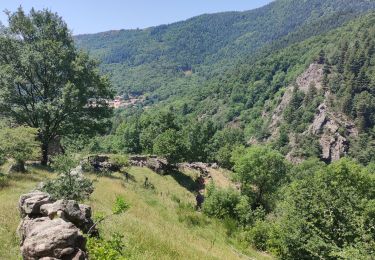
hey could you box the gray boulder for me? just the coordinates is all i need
[19,191,53,218]
[146,157,169,175]
[18,217,86,260]
[18,192,94,260]
[40,200,95,233]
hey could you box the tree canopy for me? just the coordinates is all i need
[0,8,113,164]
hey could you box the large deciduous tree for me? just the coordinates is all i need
[0,8,113,164]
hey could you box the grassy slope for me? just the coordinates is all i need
[0,167,271,260]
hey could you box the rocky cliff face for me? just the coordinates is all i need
[18,191,95,260]
[308,103,358,162]
[267,63,324,137]
[267,63,358,163]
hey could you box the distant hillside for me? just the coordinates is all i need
[75,0,375,95]
[164,12,375,164]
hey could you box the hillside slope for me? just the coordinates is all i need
[175,12,375,164]
[75,0,375,95]
[0,167,270,260]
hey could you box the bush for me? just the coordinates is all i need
[42,154,94,201]
[235,196,265,226]
[109,154,130,172]
[153,129,185,164]
[0,126,40,172]
[245,220,271,251]
[112,196,130,215]
[87,233,127,260]
[232,146,288,211]
[0,173,8,188]
[203,183,241,220]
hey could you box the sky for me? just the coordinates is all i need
[0,0,273,35]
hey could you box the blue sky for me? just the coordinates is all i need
[0,0,273,35]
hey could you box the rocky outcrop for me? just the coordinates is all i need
[308,103,357,162]
[18,192,94,260]
[19,191,54,218]
[264,63,359,163]
[267,63,324,135]
[18,217,86,260]
[296,63,323,92]
[87,155,121,172]
[40,200,95,234]
[129,155,169,174]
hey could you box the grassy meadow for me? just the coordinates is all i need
[0,166,271,260]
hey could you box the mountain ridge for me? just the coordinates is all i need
[75,0,375,95]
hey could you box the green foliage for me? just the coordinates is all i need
[112,196,130,215]
[233,146,288,211]
[87,233,127,260]
[235,197,265,227]
[115,121,141,153]
[244,220,272,252]
[0,8,113,164]
[271,159,375,259]
[75,0,375,96]
[153,129,185,164]
[0,173,8,188]
[0,126,40,172]
[42,153,94,201]
[203,183,241,220]
[109,154,130,172]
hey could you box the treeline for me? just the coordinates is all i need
[88,107,244,168]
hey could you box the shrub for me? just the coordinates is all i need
[87,233,127,260]
[42,153,94,201]
[0,173,8,188]
[245,220,271,251]
[232,146,288,211]
[112,196,130,214]
[273,159,375,259]
[0,126,40,172]
[203,183,241,220]
[153,129,185,164]
[109,154,130,172]
[235,196,265,226]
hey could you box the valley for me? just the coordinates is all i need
[0,0,375,259]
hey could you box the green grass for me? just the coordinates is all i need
[0,166,272,260]
[0,169,51,259]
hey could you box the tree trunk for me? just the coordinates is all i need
[41,142,49,166]
[16,160,26,172]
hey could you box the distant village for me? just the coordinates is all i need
[89,94,145,109]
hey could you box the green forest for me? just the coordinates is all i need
[1,0,375,259]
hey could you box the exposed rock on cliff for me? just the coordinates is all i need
[265,63,358,163]
[267,63,323,137]
[308,103,357,162]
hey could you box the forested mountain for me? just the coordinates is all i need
[80,4,375,166]
[75,0,375,94]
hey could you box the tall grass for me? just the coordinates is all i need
[0,166,271,260]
